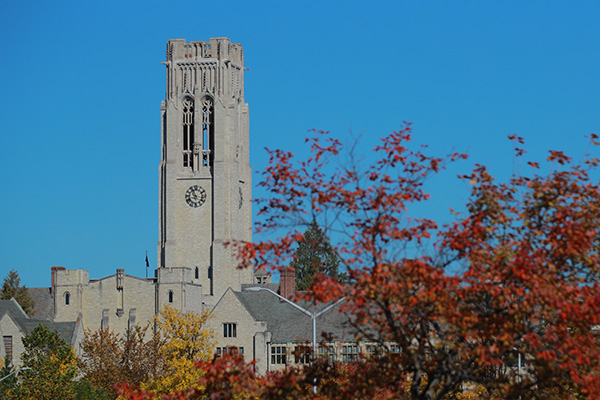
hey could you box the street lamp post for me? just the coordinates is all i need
[0,366,31,382]
[245,286,345,395]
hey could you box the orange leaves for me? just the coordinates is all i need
[547,150,572,165]
[235,127,600,399]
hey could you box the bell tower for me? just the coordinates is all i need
[158,38,253,304]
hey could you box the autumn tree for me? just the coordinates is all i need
[292,219,345,290]
[119,127,600,399]
[236,127,600,399]
[1,269,34,316]
[78,324,164,398]
[141,305,214,394]
[17,323,78,400]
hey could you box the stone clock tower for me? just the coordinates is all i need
[158,38,253,304]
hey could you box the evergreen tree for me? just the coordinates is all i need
[1,270,34,316]
[291,220,344,290]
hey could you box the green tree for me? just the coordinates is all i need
[18,324,77,400]
[291,220,344,290]
[0,358,18,399]
[1,270,35,316]
[73,380,112,400]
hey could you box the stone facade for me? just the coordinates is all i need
[208,288,271,373]
[51,266,203,332]
[158,38,254,308]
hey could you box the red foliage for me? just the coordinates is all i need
[124,126,600,399]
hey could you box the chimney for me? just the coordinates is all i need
[279,266,295,300]
[51,266,66,295]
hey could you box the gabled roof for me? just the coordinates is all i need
[234,289,355,343]
[0,298,79,345]
[0,299,28,321]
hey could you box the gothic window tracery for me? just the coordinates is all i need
[201,97,214,167]
[182,98,194,169]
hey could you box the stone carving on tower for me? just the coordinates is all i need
[158,38,253,306]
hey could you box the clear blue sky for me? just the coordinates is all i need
[1,1,599,287]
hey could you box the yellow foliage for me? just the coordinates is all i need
[454,384,488,400]
[141,305,214,394]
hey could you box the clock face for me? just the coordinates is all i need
[185,185,207,208]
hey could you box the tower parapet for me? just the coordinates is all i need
[164,38,244,104]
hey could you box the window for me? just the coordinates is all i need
[3,336,12,362]
[223,323,237,338]
[216,346,244,358]
[195,267,199,279]
[271,346,287,365]
[318,345,336,362]
[366,344,382,358]
[64,292,70,305]
[168,290,174,303]
[200,97,213,167]
[128,308,136,331]
[182,98,194,168]
[341,344,359,363]
[101,309,109,329]
[390,344,401,353]
[294,345,311,364]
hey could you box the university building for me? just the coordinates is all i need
[0,38,358,375]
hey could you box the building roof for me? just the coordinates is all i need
[0,299,28,321]
[0,298,78,345]
[234,289,356,344]
[27,287,54,320]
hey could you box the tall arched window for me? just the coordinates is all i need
[64,292,70,306]
[201,97,214,167]
[195,267,199,279]
[182,98,194,168]
[168,290,174,303]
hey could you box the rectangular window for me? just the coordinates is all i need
[3,336,12,363]
[366,344,382,358]
[101,309,109,330]
[341,344,359,363]
[216,346,244,358]
[223,323,237,338]
[271,346,287,365]
[294,345,311,364]
[318,345,336,362]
